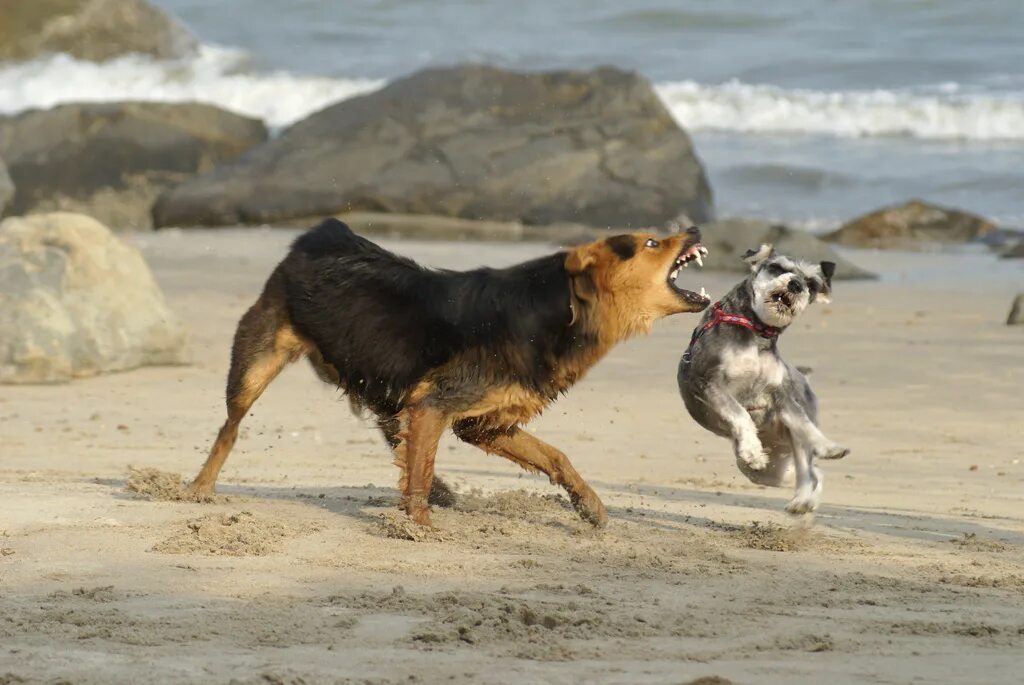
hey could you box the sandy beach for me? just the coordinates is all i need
[0,229,1021,684]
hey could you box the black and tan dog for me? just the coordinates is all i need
[187,219,709,527]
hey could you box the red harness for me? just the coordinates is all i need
[685,302,780,359]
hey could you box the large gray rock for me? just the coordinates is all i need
[0,102,268,230]
[153,65,713,229]
[697,218,875,280]
[824,200,996,250]
[0,213,187,384]
[0,0,195,63]
[0,156,12,216]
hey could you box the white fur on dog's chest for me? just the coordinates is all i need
[719,346,786,388]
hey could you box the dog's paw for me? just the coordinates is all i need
[182,481,216,503]
[816,443,850,460]
[736,440,769,470]
[571,491,608,528]
[785,491,820,515]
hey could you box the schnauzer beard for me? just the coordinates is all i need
[750,271,811,328]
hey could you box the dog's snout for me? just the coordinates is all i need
[787,279,803,294]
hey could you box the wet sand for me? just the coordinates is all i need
[1,229,1022,684]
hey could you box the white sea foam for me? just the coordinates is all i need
[3,46,1024,143]
[656,79,1024,141]
[0,45,383,129]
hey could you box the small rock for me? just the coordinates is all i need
[0,156,13,216]
[697,218,875,279]
[824,199,996,250]
[1007,294,1024,326]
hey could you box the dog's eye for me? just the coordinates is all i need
[766,264,784,277]
[644,238,659,248]
[807,281,818,295]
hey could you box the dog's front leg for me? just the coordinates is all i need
[778,400,849,462]
[394,404,448,527]
[453,423,608,527]
[700,383,769,470]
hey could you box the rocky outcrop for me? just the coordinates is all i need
[824,200,996,250]
[697,218,875,279]
[153,65,713,229]
[1008,295,1024,326]
[0,0,195,63]
[0,102,267,230]
[0,213,187,384]
[0,156,12,216]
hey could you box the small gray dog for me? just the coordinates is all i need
[677,244,848,513]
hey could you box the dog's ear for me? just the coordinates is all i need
[820,261,836,286]
[565,245,597,274]
[814,261,836,304]
[742,243,775,270]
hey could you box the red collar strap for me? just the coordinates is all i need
[686,302,780,354]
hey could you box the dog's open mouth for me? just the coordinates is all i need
[668,239,711,308]
[770,290,796,309]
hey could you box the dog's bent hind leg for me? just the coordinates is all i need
[186,289,308,500]
[785,432,823,514]
[453,422,608,527]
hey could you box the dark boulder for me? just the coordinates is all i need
[0,102,268,230]
[153,65,713,229]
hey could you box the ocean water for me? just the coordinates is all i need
[2,0,1022,229]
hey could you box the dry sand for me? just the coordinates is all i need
[1,229,1022,684]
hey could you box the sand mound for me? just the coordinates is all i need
[376,511,452,543]
[736,521,815,552]
[124,466,187,501]
[455,489,571,519]
[152,511,312,556]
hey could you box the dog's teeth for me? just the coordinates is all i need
[699,246,709,255]
[669,268,679,280]
[695,254,704,267]
[700,287,708,298]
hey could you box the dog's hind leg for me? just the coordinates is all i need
[186,289,308,500]
[391,404,448,527]
[784,433,823,515]
[452,422,608,527]
[779,400,849,462]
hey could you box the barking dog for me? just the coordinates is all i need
[188,219,710,527]
[677,244,848,514]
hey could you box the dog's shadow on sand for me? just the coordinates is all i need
[593,479,1024,546]
[101,472,1023,547]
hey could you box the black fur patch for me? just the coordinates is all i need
[605,235,636,261]
[280,219,590,418]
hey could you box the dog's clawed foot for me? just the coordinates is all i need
[571,490,608,528]
[735,438,769,470]
[816,443,850,460]
[183,480,216,503]
[785,491,820,515]
[402,493,435,528]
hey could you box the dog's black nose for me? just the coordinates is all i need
[787,279,804,294]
